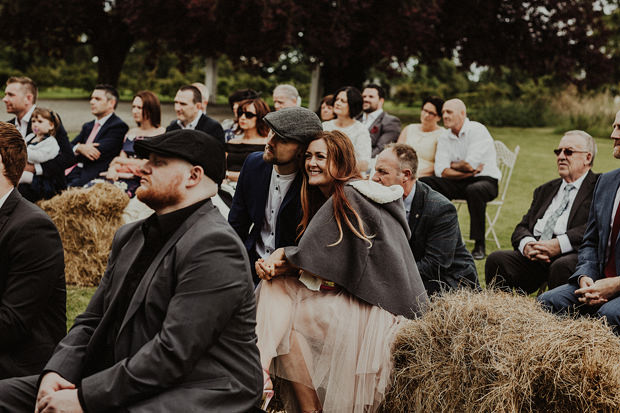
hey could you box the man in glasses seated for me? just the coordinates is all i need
[486,130,598,293]
[166,84,224,143]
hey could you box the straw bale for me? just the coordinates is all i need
[38,183,129,286]
[382,289,620,413]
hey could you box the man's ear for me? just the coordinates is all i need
[187,165,204,187]
[402,168,412,181]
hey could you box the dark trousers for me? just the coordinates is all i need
[0,374,37,412]
[485,250,578,294]
[419,175,498,243]
[538,283,620,334]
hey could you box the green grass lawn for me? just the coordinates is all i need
[65,126,619,328]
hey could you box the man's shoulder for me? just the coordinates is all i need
[599,168,620,185]
[108,113,128,129]
[3,193,57,234]
[199,114,223,129]
[417,181,454,214]
[381,111,401,124]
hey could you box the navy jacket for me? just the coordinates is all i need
[408,181,479,295]
[166,113,225,143]
[570,168,620,283]
[228,152,302,277]
[67,113,128,187]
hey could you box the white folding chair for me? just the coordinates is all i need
[454,141,520,249]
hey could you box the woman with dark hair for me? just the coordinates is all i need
[99,90,165,197]
[322,86,371,172]
[318,94,334,121]
[397,96,444,177]
[254,131,428,412]
[225,97,271,182]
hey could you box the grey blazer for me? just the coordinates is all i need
[365,111,401,157]
[44,200,262,412]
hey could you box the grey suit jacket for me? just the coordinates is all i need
[569,168,620,284]
[408,181,479,295]
[360,111,401,157]
[44,200,262,412]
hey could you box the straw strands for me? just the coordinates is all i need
[38,183,129,286]
[382,289,620,412]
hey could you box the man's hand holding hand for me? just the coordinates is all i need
[575,276,620,306]
[36,389,83,413]
[75,143,101,161]
[35,372,77,413]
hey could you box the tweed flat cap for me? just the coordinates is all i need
[263,107,322,144]
[134,129,226,184]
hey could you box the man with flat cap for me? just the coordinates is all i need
[229,107,323,284]
[0,129,262,412]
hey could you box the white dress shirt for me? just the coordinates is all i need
[433,118,502,180]
[16,105,36,138]
[518,172,589,255]
[176,111,203,130]
[361,109,383,128]
[255,169,297,259]
[0,187,12,209]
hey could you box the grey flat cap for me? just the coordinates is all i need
[263,107,322,144]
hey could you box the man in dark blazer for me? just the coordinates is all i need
[487,131,598,293]
[358,84,401,157]
[229,107,322,284]
[0,130,262,412]
[66,84,128,187]
[539,115,620,333]
[3,76,75,200]
[373,143,479,296]
[166,84,225,143]
[0,122,66,379]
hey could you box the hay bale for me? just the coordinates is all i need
[38,183,129,286]
[383,289,620,413]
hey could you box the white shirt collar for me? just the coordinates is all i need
[21,105,36,124]
[96,112,114,127]
[447,117,471,140]
[362,109,383,125]
[0,187,13,209]
[561,170,589,192]
[403,183,416,220]
[177,112,202,129]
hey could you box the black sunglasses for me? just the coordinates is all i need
[237,110,257,119]
[553,148,588,156]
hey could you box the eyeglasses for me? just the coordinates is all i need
[553,148,588,156]
[422,108,438,117]
[238,110,257,119]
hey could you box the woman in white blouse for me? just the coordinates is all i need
[322,86,371,172]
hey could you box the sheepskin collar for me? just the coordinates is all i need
[347,179,403,204]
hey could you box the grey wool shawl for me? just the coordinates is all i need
[284,180,429,319]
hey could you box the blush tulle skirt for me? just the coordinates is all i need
[255,276,404,413]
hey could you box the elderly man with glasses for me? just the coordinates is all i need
[485,130,599,293]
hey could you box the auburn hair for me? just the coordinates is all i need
[298,130,374,247]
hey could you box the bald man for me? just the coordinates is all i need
[419,99,501,260]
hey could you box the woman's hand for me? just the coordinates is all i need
[255,248,295,280]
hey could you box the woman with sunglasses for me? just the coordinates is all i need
[225,97,271,182]
[254,130,428,412]
[397,96,445,177]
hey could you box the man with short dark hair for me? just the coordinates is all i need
[538,111,620,333]
[166,85,224,142]
[419,98,501,259]
[486,131,598,293]
[359,84,401,157]
[3,76,75,201]
[372,143,479,295]
[0,129,262,412]
[229,107,322,283]
[0,121,66,379]
[66,84,128,187]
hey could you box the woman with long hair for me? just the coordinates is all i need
[254,131,428,412]
[100,90,165,197]
[225,97,271,182]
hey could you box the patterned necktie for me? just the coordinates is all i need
[540,184,575,240]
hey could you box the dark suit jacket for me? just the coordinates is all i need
[357,111,401,157]
[9,113,76,201]
[511,170,598,251]
[166,113,225,143]
[228,152,302,276]
[569,168,620,284]
[44,200,262,412]
[67,113,128,187]
[408,181,479,295]
[0,189,65,379]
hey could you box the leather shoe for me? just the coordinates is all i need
[472,242,485,260]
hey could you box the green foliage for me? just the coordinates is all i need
[67,286,96,330]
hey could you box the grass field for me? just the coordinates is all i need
[65,126,619,329]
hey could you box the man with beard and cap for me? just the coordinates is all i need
[0,129,262,412]
[228,107,323,284]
